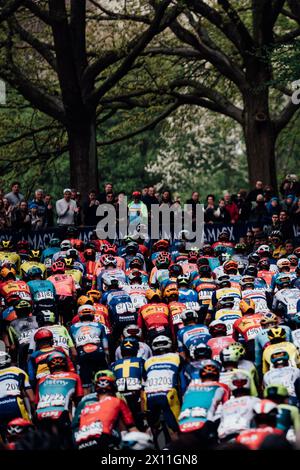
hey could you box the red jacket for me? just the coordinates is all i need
[225,202,239,223]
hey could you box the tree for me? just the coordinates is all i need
[0,0,179,194]
[142,0,300,189]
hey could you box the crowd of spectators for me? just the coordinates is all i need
[0,174,300,232]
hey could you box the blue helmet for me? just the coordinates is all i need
[27,266,43,279]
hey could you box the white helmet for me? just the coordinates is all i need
[123,324,142,338]
[0,351,11,369]
[121,431,155,450]
[60,240,72,250]
[276,258,290,270]
[151,335,172,354]
[180,308,198,323]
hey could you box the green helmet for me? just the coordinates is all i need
[94,369,116,383]
[49,238,61,248]
[264,385,288,399]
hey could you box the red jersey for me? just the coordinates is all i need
[137,303,175,340]
[236,427,283,450]
[0,280,32,305]
[232,314,263,342]
[207,336,235,361]
[257,270,273,286]
[76,395,134,444]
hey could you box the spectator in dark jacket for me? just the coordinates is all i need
[236,190,252,221]
[204,195,216,223]
[214,199,230,224]
[13,201,32,231]
[249,194,269,224]
[246,180,264,203]
[279,210,294,240]
[83,190,100,226]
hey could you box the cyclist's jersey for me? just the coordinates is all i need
[20,261,46,279]
[218,396,261,439]
[254,326,292,370]
[144,353,180,394]
[28,346,75,386]
[192,279,216,308]
[178,288,200,312]
[0,252,21,271]
[41,247,60,262]
[257,270,274,287]
[36,371,83,420]
[207,336,235,362]
[270,272,296,292]
[71,304,111,335]
[292,329,300,350]
[102,289,136,325]
[96,269,126,291]
[27,280,56,306]
[8,316,38,346]
[236,427,283,450]
[272,288,300,316]
[168,301,187,329]
[263,366,300,398]
[215,309,242,336]
[149,267,169,287]
[0,366,31,399]
[178,379,230,433]
[29,325,74,355]
[137,303,173,334]
[65,268,83,287]
[262,342,300,374]
[112,357,145,393]
[125,271,149,285]
[177,324,210,353]
[75,395,134,444]
[69,321,108,354]
[219,368,258,396]
[241,288,269,313]
[122,284,148,310]
[72,392,98,434]
[115,341,152,361]
[232,314,263,342]
[47,274,76,297]
[0,280,32,305]
[208,287,241,314]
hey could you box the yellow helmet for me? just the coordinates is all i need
[145,289,161,302]
[163,284,179,299]
[77,295,94,306]
[239,298,255,315]
[267,327,286,343]
[0,266,16,280]
[87,289,101,302]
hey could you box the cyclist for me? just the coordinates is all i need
[27,266,56,315]
[207,320,235,361]
[263,351,300,402]
[47,261,77,324]
[20,249,46,280]
[262,327,300,374]
[177,309,210,360]
[232,299,263,360]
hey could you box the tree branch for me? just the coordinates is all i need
[0,0,22,22]
[88,0,151,24]
[274,100,300,134]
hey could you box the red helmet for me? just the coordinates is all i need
[72,240,84,252]
[51,261,65,274]
[7,418,34,438]
[102,243,117,255]
[83,248,96,261]
[152,239,170,253]
[156,252,171,268]
[188,250,199,263]
[34,328,53,343]
[16,240,29,253]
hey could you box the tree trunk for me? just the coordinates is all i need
[67,118,98,195]
[243,72,277,190]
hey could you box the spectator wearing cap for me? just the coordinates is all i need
[128,191,148,225]
[29,189,47,227]
[55,188,78,226]
[4,181,25,208]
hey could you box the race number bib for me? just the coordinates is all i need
[145,370,173,392]
[185,302,200,311]
[75,332,100,347]
[36,291,54,301]
[19,329,36,345]
[116,377,141,392]
[115,302,135,315]
[0,379,20,398]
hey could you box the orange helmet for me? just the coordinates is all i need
[87,289,101,302]
[163,284,179,299]
[145,289,161,302]
[223,260,238,274]
[152,240,170,252]
[77,295,94,306]
[0,266,16,280]
[239,298,256,315]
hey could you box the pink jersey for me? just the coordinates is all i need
[207,336,235,361]
[47,274,76,297]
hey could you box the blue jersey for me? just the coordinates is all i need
[97,269,126,291]
[27,280,56,305]
[177,325,211,353]
[178,288,200,312]
[179,380,229,432]
[112,357,145,392]
[69,321,108,353]
[102,289,136,325]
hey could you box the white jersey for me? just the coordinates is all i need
[122,284,148,310]
[263,366,300,397]
[272,288,300,316]
[218,396,261,439]
[292,329,300,350]
[115,341,152,361]
[242,288,269,313]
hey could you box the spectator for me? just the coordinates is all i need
[13,200,31,231]
[263,185,275,202]
[4,181,25,207]
[280,174,300,198]
[279,210,294,240]
[55,188,78,226]
[142,186,149,198]
[98,182,113,204]
[29,189,47,227]
[248,194,268,224]
[29,204,43,231]
[0,198,10,229]
[128,191,148,225]
[44,194,54,227]
[105,192,115,206]
[186,192,200,230]
[282,194,297,216]
[204,194,216,223]
[3,197,13,226]
[266,197,280,218]
[73,191,83,226]
[160,189,173,207]
[224,193,239,224]
[142,186,159,211]
[246,180,264,203]
[213,199,230,224]
[236,190,251,221]
[83,190,100,226]
[284,239,295,256]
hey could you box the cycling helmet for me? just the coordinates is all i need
[244,265,258,277]
[252,400,278,427]
[16,240,29,252]
[263,385,289,400]
[34,328,53,344]
[199,359,221,381]
[47,350,68,372]
[177,273,190,286]
[240,275,255,289]
[275,274,291,289]
[180,308,198,323]
[60,240,72,251]
[102,274,120,290]
[49,238,61,248]
[169,264,183,278]
[248,253,260,264]
[220,346,241,364]
[77,295,93,307]
[223,260,238,274]
[217,296,235,310]
[163,284,179,300]
[78,304,96,320]
[151,335,172,354]
[270,349,290,366]
[83,248,96,261]
[125,242,139,256]
[63,257,74,268]
[29,249,42,261]
[128,269,143,284]
[120,337,139,357]
[209,320,227,337]
[87,290,101,302]
[260,312,278,327]
[294,247,300,258]
[102,255,117,268]
[72,240,84,252]
[0,239,13,251]
[129,257,144,270]
[0,265,16,280]
[123,324,142,339]
[202,244,214,256]
[256,245,271,257]
[65,248,79,260]
[239,298,255,315]
[188,250,199,263]
[190,343,212,361]
[216,275,231,289]
[6,418,34,439]
[101,243,117,256]
[14,300,32,318]
[267,327,286,343]
[229,370,251,395]
[66,226,79,237]
[121,431,155,451]
[270,230,283,240]
[229,342,246,358]
[94,370,116,393]
[145,289,161,302]
[258,258,270,270]
[27,266,43,279]
[152,239,170,253]
[235,243,247,254]
[51,261,65,274]
[0,351,11,369]
[288,254,298,266]
[156,252,171,269]
[218,232,230,241]
[36,310,56,326]
[277,258,291,271]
